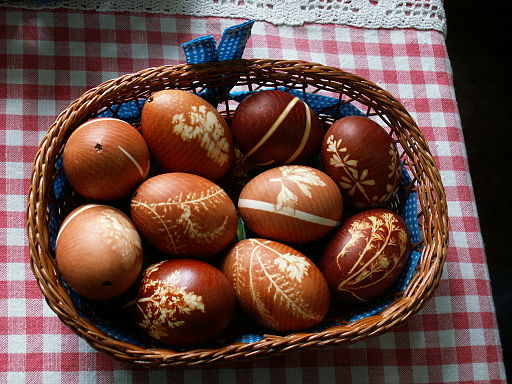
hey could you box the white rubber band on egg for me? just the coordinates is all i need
[238,198,339,227]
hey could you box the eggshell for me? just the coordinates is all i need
[55,204,143,300]
[238,165,342,244]
[319,209,410,303]
[140,89,234,180]
[321,116,401,209]
[63,117,150,201]
[133,259,235,346]
[222,239,329,331]
[130,172,238,258]
[231,90,324,166]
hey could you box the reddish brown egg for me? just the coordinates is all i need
[319,209,410,304]
[321,116,401,209]
[55,204,143,300]
[140,90,234,180]
[222,239,330,332]
[130,172,238,258]
[133,259,235,346]
[231,90,324,166]
[238,165,342,244]
[63,117,150,201]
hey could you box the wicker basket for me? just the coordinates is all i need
[27,59,448,367]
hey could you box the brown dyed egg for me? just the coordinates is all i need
[238,165,342,244]
[319,209,410,304]
[130,172,238,258]
[140,89,234,180]
[63,117,150,201]
[321,116,401,209]
[222,239,330,331]
[231,90,324,166]
[133,259,235,346]
[55,204,143,300]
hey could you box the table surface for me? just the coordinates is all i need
[0,5,507,384]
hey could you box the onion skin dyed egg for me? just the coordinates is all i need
[63,117,150,201]
[130,172,238,258]
[140,89,234,180]
[133,259,235,346]
[55,204,143,301]
[222,239,330,332]
[231,90,324,166]
[238,165,343,244]
[319,209,410,304]
[321,116,401,209]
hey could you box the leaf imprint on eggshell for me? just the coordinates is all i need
[248,240,318,322]
[99,211,140,268]
[326,135,376,206]
[269,166,326,211]
[132,186,229,253]
[336,213,408,300]
[172,105,230,166]
[136,270,205,339]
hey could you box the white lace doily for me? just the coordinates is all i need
[2,0,446,33]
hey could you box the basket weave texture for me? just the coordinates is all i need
[27,59,449,367]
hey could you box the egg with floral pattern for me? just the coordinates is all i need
[141,90,234,180]
[319,209,410,303]
[133,259,235,345]
[222,239,330,331]
[321,116,401,209]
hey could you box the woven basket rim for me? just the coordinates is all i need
[26,58,449,367]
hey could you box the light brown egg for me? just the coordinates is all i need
[133,259,235,346]
[222,239,330,332]
[319,209,410,304]
[140,89,234,180]
[63,117,150,201]
[55,204,143,300]
[321,116,401,209]
[130,172,238,258]
[238,165,343,244]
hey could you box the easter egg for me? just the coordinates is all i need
[133,259,235,345]
[222,239,330,331]
[63,117,150,201]
[231,90,324,166]
[321,116,401,209]
[238,165,342,244]
[319,209,410,303]
[140,89,234,180]
[130,172,238,258]
[55,204,143,300]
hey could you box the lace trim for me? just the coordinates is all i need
[2,0,446,33]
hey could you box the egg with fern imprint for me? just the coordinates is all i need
[130,172,238,258]
[222,238,330,331]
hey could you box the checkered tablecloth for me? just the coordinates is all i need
[0,6,507,384]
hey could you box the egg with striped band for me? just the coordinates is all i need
[63,117,150,201]
[238,165,343,244]
[231,90,324,166]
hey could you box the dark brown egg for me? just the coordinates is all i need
[238,165,343,244]
[55,204,143,300]
[319,209,410,304]
[321,116,401,209]
[130,172,238,258]
[141,90,234,180]
[222,239,330,331]
[63,117,150,201]
[133,259,235,346]
[231,90,324,166]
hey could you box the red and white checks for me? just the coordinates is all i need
[0,7,506,383]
